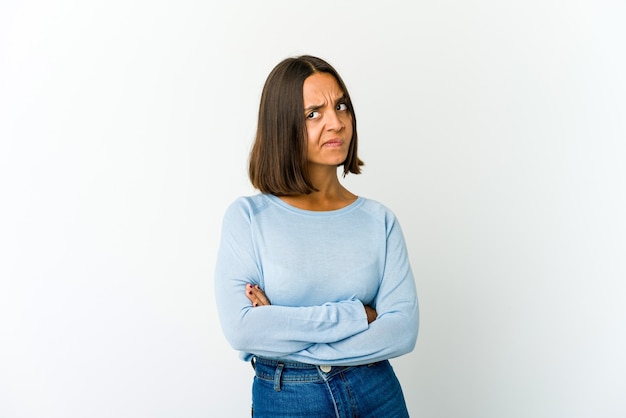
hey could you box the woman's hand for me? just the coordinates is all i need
[364,305,378,324]
[246,284,271,307]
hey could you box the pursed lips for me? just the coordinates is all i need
[322,139,344,147]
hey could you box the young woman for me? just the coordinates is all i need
[215,55,419,417]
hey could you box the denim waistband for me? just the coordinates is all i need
[252,357,320,369]
[252,356,357,384]
[251,356,386,392]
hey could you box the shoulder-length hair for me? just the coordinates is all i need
[248,55,363,196]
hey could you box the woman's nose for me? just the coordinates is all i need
[325,109,344,131]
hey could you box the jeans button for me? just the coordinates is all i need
[320,365,332,373]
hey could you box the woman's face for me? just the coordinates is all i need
[302,72,353,169]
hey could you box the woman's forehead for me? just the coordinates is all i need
[303,73,344,106]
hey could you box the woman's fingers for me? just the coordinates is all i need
[245,284,257,305]
[246,284,271,306]
[253,285,270,306]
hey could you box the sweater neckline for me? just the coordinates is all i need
[266,194,364,216]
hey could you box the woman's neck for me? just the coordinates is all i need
[279,169,357,211]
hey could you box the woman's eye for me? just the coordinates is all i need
[337,103,348,111]
[307,111,320,119]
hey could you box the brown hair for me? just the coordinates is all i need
[248,55,363,195]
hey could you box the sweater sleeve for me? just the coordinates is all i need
[214,199,369,358]
[282,214,419,366]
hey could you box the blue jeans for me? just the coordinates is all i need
[251,357,410,417]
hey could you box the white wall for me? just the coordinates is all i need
[1,1,625,417]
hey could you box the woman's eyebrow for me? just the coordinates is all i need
[304,95,347,112]
[334,94,347,104]
[304,103,323,113]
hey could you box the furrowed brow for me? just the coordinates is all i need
[335,94,347,104]
[304,95,347,113]
[304,103,323,113]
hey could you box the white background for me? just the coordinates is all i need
[1,1,625,417]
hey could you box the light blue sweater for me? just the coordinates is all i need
[215,194,419,366]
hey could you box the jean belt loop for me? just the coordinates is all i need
[251,356,256,371]
[273,363,285,392]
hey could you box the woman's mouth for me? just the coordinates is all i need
[322,140,343,147]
